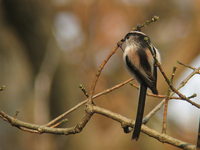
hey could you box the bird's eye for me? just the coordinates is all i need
[144,37,149,41]
[126,36,130,40]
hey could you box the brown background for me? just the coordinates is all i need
[0,0,199,150]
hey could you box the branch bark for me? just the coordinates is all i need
[0,16,199,150]
[0,104,196,150]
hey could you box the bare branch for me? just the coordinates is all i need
[162,67,176,133]
[177,61,196,70]
[0,110,92,135]
[0,16,199,150]
[46,78,133,127]
[0,104,196,150]
[50,119,68,128]
[90,105,196,150]
[79,84,89,98]
[142,61,199,126]
[156,61,200,108]
[133,16,160,31]
[129,82,179,99]
[143,100,165,124]
[88,45,119,104]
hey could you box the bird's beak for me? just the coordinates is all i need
[121,38,125,42]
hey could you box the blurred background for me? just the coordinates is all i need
[0,0,200,150]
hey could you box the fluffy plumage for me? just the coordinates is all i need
[123,31,160,140]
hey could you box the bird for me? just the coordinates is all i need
[122,30,161,140]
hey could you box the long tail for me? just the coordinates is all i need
[197,117,200,148]
[132,84,147,140]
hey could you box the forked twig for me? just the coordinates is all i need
[0,16,199,150]
[162,67,177,133]
[46,78,133,127]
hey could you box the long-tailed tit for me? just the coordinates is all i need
[122,31,161,140]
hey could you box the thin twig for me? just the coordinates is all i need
[90,105,195,150]
[156,61,200,108]
[47,68,198,127]
[46,78,133,127]
[129,82,178,99]
[88,15,160,103]
[0,110,93,135]
[133,16,160,31]
[88,45,119,103]
[162,67,177,133]
[177,61,196,70]
[0,105,196,150]
[142,64,199,125]
[79,84,89,98]
[143,100,165,124]
[0,16,199,150]
[179,67,200,89]
[46,75,186,127]
[50,119,68,128]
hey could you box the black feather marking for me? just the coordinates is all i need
[125,56,157,94]
[153,64,157,89]
[152,47,158,93]
[137,49,151,75]
[124,32,150,48]
[132,84,147,140]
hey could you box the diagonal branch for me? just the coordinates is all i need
[0,110,93,135]
[0,104,196,150]
[89,105,196,150]
[0,16,199,150]
[46,78,133,127]
[142,63,199,125]
[88,45,119,103]
[162,67,176,133]
[157,62,200,108]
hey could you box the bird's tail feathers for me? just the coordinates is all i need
[132,84,147,140]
